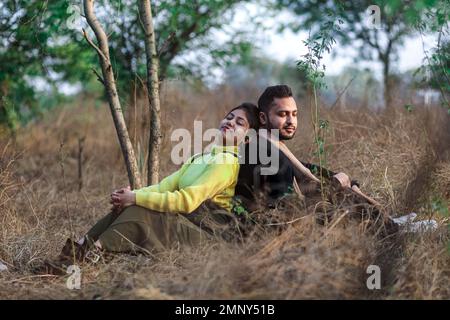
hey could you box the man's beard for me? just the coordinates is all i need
[280,130,296,140]
[267,120,296,141]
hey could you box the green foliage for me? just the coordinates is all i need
[278,0,442,60]
[417,39,450,111]
[413,1,449,111]
[0,0,255,128]
[404,104,415,112]
[431,197,449,218]
[296,7,342,186]
[279,0,449,107]
[413,0,449,32]
[231,197,249,216]
[296,6,343,89]
[0,1,98,129]
[86,0,255,93]
[280,0,448,42]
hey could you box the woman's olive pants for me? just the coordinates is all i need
[85,202,241,254]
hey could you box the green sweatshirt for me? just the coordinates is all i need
[132,145,239,214]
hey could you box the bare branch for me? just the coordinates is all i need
[83,0,142,189]
[139,0,162,185]
[91,67,105,85]
[330,75,356,109]
[158,31,176,57]
[82,28,108,62]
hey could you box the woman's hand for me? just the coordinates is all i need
[110,186,136,212]
[112,185,131,195]
[110,185,129,211]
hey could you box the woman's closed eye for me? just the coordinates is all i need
[224,113,248,129]
[236,118,247,127]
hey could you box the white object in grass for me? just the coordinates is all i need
[0,262,7,272]
[406,219,438,232]
[392,212,417,225]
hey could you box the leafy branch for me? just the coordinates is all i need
[296,7,343,195]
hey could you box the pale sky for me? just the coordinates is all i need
[234,2,438,79]
[263,26,437,77]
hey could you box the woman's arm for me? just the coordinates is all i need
[112,156,196,211]
[132,156,196,194]
[134,154,238,214]
[133,167,184,194]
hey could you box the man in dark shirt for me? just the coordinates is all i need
[233,85,399,236]
[235,85,358,210]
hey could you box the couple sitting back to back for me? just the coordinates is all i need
[40,85,362,274]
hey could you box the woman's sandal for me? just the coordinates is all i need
[32,237,108,276]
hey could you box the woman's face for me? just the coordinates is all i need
[219,109,250,145]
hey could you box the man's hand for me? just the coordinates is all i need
[350,184,382,208]
[333,172,351,188]
[110,186,135,212]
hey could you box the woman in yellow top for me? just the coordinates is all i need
[42,103,259,274]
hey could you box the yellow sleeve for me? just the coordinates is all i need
[133,166,184,193]
[132,156,194,193]
[134,155,238,214]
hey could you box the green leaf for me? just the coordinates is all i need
[404,104,415,112]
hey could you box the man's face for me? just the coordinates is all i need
[260,97,298,140]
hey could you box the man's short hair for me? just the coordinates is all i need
[258,85,293,114]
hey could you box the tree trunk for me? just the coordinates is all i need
[139,0,162,185]
[383,60,390,109]
[127,79,137,145]
[83,0,142,189]
[381,50,392,110]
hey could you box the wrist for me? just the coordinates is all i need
[350,180,360,188]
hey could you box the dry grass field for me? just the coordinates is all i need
[0,83,449,299]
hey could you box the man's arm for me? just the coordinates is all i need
[300,161,360,187]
